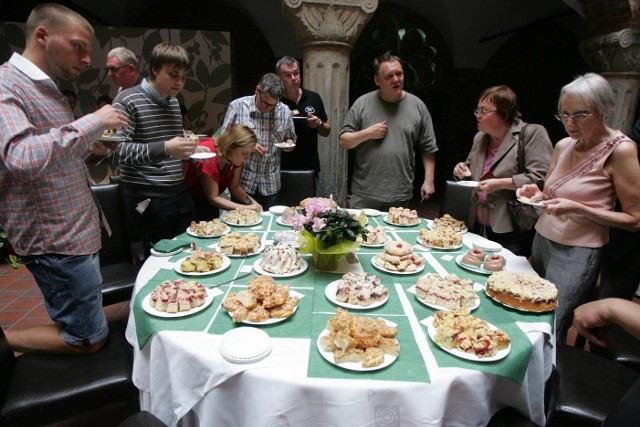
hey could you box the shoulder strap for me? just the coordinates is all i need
[516,124,528,173]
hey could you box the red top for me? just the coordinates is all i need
[183,137,236,200]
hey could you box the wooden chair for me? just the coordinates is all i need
[439,180,474,227]
[0,322,138,426]
[91,182,141,306]
[278,170,316,206]
[588,324,640,373]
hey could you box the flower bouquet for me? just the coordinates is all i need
[291,198,367,271]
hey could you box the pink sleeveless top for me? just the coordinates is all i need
[535,133,626,248]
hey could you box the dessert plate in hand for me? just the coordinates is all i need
[275,217,293,227]
[228,290,304,325]
[211,242,265,257]
[142,289,214,318]
[223,216,263,227]
[186,225,231,238]
[324,280,388,310]
[190,152,216,160]
[382,215,420,227]
[424,316,510,362]
[174,255,231,276]
[99,135,126,143]
[371,255,425,275]
[455,254,506,275]
[252,258,308,277]
[316,319,398,371]
[517,198,545,208]
[416,236,463,251]
[274,142,296,149]
[456,180,480,188]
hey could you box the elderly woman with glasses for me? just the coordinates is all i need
[518,72,640,345]
[453,85,553,257]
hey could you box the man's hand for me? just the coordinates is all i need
[368,121,387,140]
[165,136,198,160]
[254,143,267,156]
[94,105,127,131]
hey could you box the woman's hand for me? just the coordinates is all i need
[476,178,501,194]
[246,202,263,213]
[453,162,471,179]
[516,183,543,200]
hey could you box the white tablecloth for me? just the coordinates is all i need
[125,217,553,427]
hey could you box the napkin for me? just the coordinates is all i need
[153,239,192,253]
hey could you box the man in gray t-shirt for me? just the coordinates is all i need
[339,53,438,210]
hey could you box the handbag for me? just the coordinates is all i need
[507,124,539,233]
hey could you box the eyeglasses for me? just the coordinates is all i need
[473,109,497,117]
[258,91,278,109]
[105,65,128,73]
[555,112,593,122]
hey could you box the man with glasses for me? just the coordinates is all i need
[339,52,438,210]
[105,47,144,93]
[220,73,296,209]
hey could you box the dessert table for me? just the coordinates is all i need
[125,212,554,427]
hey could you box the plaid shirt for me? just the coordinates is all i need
[221,95,295,196]
[0,53,104,255]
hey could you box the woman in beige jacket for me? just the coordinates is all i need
[453,85,553,256]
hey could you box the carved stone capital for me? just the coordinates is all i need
[282,0,378,47]
[580,28,640,72]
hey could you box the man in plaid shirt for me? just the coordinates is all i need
[0,4,127,354]
[221,73,296,209]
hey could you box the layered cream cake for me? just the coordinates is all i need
[418,227,462,248]
[386,207,420,226]
[218,232,261,255]
[432,214,466,233]
[259,243,303,274]
[415,273,477,310]
[189,219,228,236]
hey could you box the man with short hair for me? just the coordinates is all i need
[339,52,438,210]
[221,73,296,209]
[106,46,143,92]
[0,3,128,354]
[110,42,201,257]
[276,56,330,195]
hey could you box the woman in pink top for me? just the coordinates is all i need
[183,125,263,220]
[518,73,640,344]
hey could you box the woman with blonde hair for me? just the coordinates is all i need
[184,124,263,220]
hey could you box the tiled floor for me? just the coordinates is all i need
[0,261,129,332]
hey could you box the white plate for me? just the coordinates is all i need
[416,236,463,251]
[99,135,126,143]
[142,288,214,318]
[228,290,304,325]
[219,327,272,363]
[273,230,299,247]
[371,255,426,275]
[457,180,480,188]
[150,247,184,257]
[415,292,480,312]
[517,198,545,208]
[424,316,510,362]
[427,222,468,235]
[275,217,293,227]
[252,258,308,277]
[292,116,308,120]
[190,152,217,160]
[222,216,263,227]
[316,319,398,371]
[269,205,288,215]
[211,242,265,257]
[472,239,502,253]
[174,254,231,276]
[186,225,231,238]
[274,142,296,149]
[358,240,386,248]
[455,254,506,275]
[382,215,421,227]
[324,280,389,310]
[362,208,382,217]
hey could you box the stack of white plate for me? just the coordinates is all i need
[219,327,272,364]
[472,238,502,253]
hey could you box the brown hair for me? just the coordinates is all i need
[216,125,258,161]
[148,42,190,81]
[478,85,522,126]
[26,3,93,38]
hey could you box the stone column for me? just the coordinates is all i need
[580,29,640,134]
[282,0,377,206]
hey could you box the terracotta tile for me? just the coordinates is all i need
[12,316,54,330]
[28,303,50,317]
[0,276,18,286]
[9,296,44,311]
[22,287,44,298]
[0,310,29,326]
[8,278,38,291]
[0,291,21,305]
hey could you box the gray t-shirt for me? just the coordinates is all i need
[340,91,438,201]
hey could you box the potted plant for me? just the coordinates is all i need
[0,226,20,268]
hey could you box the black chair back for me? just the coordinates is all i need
[439,180,474,227]
[91,182,132,266]
[279,170,316,206]
[0,325,16,411]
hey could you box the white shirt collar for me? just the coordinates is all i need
[9,52,57,87]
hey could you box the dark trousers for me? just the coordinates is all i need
[473,223,535,257]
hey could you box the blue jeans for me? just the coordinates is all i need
[21,253,108,347]
[530,234,601,344]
